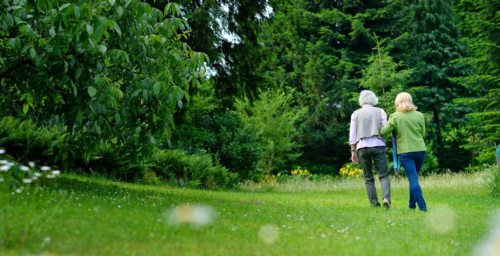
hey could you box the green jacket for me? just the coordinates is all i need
[380,111,426,154]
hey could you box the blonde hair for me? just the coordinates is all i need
[395,92,417,112]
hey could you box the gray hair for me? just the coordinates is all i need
[359,90,378,106]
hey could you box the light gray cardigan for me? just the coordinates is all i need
[351,105,383,144]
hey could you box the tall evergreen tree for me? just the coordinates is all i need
[258,0,404,172]
[453,0,500,164]
[402,0,470,169]
[359,35,413,113]
[148,0,268,106]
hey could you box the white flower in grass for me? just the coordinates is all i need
[0,160,8,164]
[51,170,61,175]
[0,149,5,154]
[15,188,22,193]
[28,161,35,168]
[164,204,216,227]
[46,174,56,179]
[20,165,30,171]
[34,172,42,177]
[0,165,10,171]
[40,166,51,171]
[22,178,33,184]
[258,224,280,245]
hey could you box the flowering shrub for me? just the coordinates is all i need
[291,166,311,177]
[339,163,363,178]
[0,149,60,193]
[260,174,279,186]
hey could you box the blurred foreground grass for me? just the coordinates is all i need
[1,172,499,255]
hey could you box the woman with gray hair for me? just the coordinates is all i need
[349,90,391,208]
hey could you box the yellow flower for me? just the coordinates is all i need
[340,163,362,178]
[290,166,311,177]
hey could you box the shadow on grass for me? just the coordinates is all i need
[35,174,246,205]
[38,175,176,199]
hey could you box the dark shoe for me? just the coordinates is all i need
[372,202,381,207]
[383,198,391,209]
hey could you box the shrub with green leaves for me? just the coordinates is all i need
[175,108,262,181]
[235,88,306,176]
[151,149,236,189]
[0,1,207,178]
[0,116,65,165]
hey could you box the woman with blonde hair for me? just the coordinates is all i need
[381,92,427,211]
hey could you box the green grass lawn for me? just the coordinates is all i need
[1,172,499,255]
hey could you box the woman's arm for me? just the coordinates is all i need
[349,114,358,163]
[381,109,388,126]
[349,115,357,147]
[420,112,426,137]
[380,114,395,137]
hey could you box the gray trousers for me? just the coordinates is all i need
[357,146,391,206]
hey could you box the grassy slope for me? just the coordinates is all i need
[0,173,498,255]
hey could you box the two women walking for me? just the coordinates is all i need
[350,91,427,211]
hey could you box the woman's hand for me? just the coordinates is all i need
[351,151,358,163]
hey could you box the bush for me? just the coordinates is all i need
[175,110,262,181]
[422,144,440,175]
[151,149,236,189]
[235,89,306,175]
[0,116,139,180]
[1,1,207,180]
[0,116,65,166]
[77,140,143,181]
[140,170,162,185]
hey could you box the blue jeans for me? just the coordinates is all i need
[400,151,427,211]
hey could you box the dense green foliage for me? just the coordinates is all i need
[149,149,234,188]
[453,0,499,165]
[401,0,471,171]
[1,0,498,186]
[149,0,269,105]
[0,117,64,165]
[255,0,407,173]
[1,0,205,166]
[175,109,262,180]
[235,88,306,175]
[359,35,413,112]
